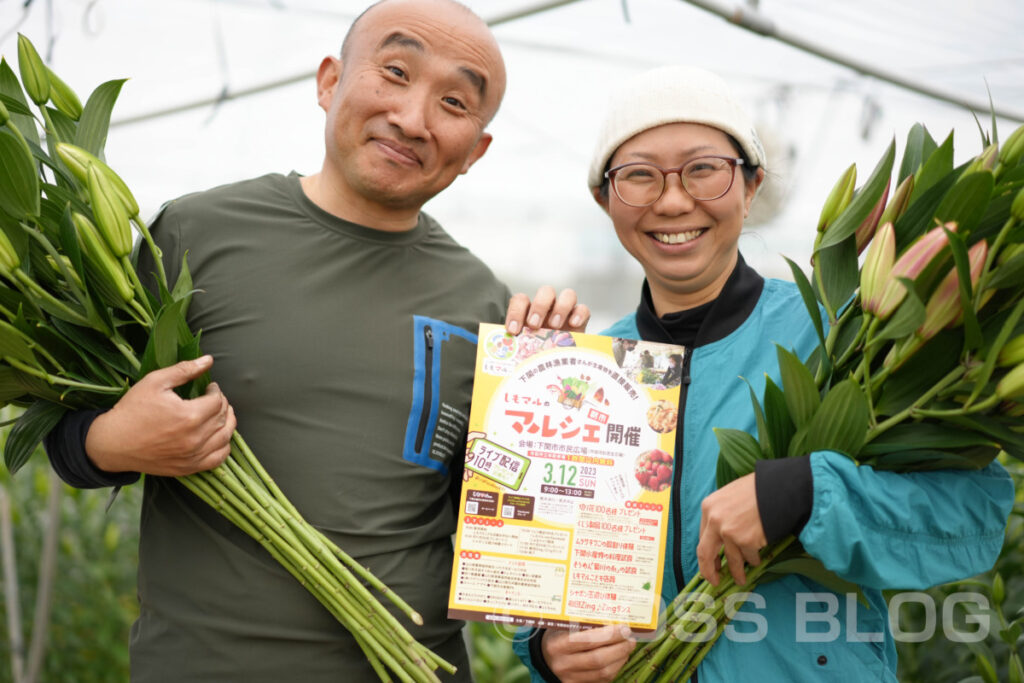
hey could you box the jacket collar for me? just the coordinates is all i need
[635,254,764,348]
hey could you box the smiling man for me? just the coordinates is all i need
[42,1,588,681]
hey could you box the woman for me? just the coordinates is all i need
[513,65,1014,682]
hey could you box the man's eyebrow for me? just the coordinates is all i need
[380,32,424,52]
[459,67,486,99]
[379,31,486,100]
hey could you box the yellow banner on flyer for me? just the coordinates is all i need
[448,324,684,633]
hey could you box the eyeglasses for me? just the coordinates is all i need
[604,155,744,207]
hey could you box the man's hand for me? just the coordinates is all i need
[540,624,635,683]
[506,286,590,334]
[85,355,236,477]
[696,473,767,586]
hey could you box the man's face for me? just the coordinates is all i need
[317,0,506,214]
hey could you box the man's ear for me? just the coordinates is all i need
[315,56,342,112]
[592,186,610,214]
[460,132,493,174]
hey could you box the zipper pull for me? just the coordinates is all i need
[425,325,434,350]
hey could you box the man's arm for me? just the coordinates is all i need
[44,356,236,486]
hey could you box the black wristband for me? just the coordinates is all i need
[754,455,813,544]
[43,409,140,489]
[527,628,561,683]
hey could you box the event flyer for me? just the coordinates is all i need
[448,324,685,633]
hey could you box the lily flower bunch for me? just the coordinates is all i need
[616,120,1024,682]
[0,35,453,682]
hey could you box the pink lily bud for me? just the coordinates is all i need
[854,179,891,254]
[916,239,987,341]
[870,223,955,320]
[860,222,895,316]
[876,174,914,230]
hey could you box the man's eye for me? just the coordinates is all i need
[385,65,406,79]
[443,96,465,110]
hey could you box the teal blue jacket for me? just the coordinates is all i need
[514,274,1013,681]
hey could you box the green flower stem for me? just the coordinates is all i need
[913,393,1001,417]
[673,623,726,683]
[185,472,435,683]
[975,215,1018,308]
[12,270,92,327]
[38,108,62,147]
[22,224,92,313]
[865,364,967,443]
[209,462,442,682]
[5,357,121,393]
[191,468,438,683]
[229,432,427,628]
[221,453,438,673]
[121,255,155,321]
[826,311,871,384]
[130,214,167,289]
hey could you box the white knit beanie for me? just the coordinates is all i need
[587,65,766,189]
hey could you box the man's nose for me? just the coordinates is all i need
[386,89,430,141]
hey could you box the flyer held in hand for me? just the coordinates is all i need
[449,324,684,633]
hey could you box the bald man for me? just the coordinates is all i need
[44,1,588,680]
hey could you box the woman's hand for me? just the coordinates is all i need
[505,286,590,334]
[539,624,635,683]
[696,472,767,586]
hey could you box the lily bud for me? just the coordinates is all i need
[998,242,1024,266]
[961,143,998,176]
[871,223,955,320]
[999,334,1024,368]
[45,67,83,121]
[45,254,83,289]
[16,34,50,106]
[71,212,133,302]
[916,240,986,341]
[999,124,1024,168]
[860,222,896,316]
[854,179,890,254]
[877,174,914,229]
[0,228,21,277]
[55,143,140,217]
[996,362,1024,401]
[817,164,857,233]
[1012,187,1024,223]
[86,165,132,258]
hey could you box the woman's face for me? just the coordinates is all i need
[595,122,762,314]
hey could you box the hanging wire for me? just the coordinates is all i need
[0,0,33,47]
[203,0,233,125]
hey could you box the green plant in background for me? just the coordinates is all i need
[1,442,140,683]
[615,115,1024,681]
[0,34,454,681]
[894,456,1024,683]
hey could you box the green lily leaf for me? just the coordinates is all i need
[0,93,32,118]
[4,399,68,474]
[776,345,820,430]
[0,366,28,404]
[940,228,982,351]
[139,298,188,377]
[898,123,938,183]
[714,427,762,486]
[829,313,864,378]
[860,422,998,455]
[866,445,999,472]
[910,132,955,205]
[0,319,42,365]
[0,58,40,147]
[0,128,40,219]
[876,277,926,342]
[763,376,795,461]
[764,557,868,607]
[743,377,771,456]
[968,296,1024,407]
[788,378,868,459]
[874,328,962,416]
[812,235,858,324]
[784,256,826,353]
[74,79,126,157]
[935,171,995,237]
[818,140,895,250]
[986,251,1024,290]
[943,414,1024,461]
[50,317,136,379]
[893,171,959,250]
[45,105,78,153]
